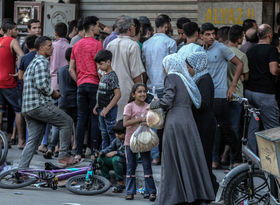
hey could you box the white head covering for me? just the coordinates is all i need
[163,53,201,108]
[186,51,209,82]
[177,43,202,60]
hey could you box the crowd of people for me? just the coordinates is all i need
[0,13,280,204]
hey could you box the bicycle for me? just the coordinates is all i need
[0,130,8,166]
[215,94,271,205]
[0,151,111,195]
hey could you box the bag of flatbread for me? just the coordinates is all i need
[130,125,159,153]
[146,108,165,129]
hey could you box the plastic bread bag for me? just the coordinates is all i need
[130,125,159,153]
[146,108,165,129]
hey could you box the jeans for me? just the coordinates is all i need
[48,100,59,151]
[148,88,164,160]
[228,101,243,163]
[76,83,100,155]
[48,107,77,152]
[212,98,238,163]
[19,103,73,168]
[26,123,49,145]
[98,106,117,150]
[245,90,280,154]
[125,146,156,195]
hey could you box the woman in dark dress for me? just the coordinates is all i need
[149,53,215,205]
[186,52,219,194]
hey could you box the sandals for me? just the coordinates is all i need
[74,155,84,162]
[58,156,80,167]
[125,194,134,200]
[43,150,53,159]
[38,145,48,153]
[10,138,17,145]
[212,161,220,169]
[17,145,25,150]
[112,184,125,193]
[149,193,157,202]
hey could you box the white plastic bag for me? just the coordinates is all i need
[146,108,165,129]
[130,125,159,153]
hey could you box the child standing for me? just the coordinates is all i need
[123,83,157,201]
[93,50,121,150]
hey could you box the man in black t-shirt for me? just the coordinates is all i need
[245,24,280,154]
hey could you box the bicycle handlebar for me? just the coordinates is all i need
[232,93,248,105]
[232,93,260,121]
[251,109,260,121]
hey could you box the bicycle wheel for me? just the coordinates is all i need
[66,174,111,195]
[224,170,270,205]
[0,169,38,189]
[0,131,8,165]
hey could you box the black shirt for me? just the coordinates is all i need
[57,65,77,109]
[19,51,36,71]
[97,71,119,108]
[246,44,278,94]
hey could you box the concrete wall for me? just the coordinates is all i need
[197,1,263,27]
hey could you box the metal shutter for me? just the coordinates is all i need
[79,0,198,28]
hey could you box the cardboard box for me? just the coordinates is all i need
[256,127,280,177]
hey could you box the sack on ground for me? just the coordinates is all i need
[146,108,165,129]
[130,125,159,153]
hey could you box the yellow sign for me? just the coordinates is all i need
[204,8,256,25]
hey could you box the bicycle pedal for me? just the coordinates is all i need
[34,182,47,188]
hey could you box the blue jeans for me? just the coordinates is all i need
[48,99,59,151]
[148,88,164,160]
[75,83,100,155]
[125,146,156,195]
[98,106,117,150]
[245,90,280,154]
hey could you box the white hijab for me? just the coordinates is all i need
[163,53,201,108]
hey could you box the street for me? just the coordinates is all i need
[0,146,226,205]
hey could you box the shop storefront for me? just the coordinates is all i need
[1,0,280,31]
[79,0,198,29]
[79,0,278,31]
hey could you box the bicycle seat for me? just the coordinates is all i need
[45,162,62,170]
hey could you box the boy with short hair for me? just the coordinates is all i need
[97,120,126,193]
[93,49,121,150]
[18,35,38,80]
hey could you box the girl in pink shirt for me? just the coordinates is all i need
[123,83,156,201]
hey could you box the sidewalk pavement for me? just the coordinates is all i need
[2,146,226,204]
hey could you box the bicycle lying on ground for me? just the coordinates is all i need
[0,151,111,195]
[215,94,272,205]
[0,130,8,166]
